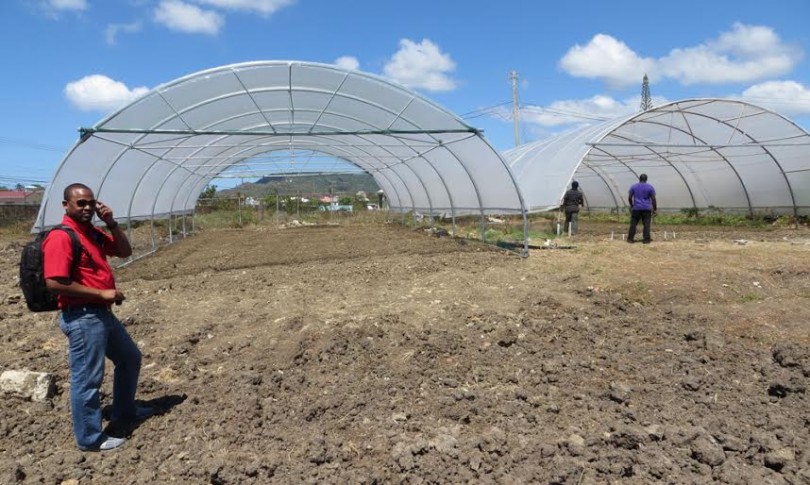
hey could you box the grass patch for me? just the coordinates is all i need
[578,211,781,228]
[616,281,653,305]
[0,220,35,241]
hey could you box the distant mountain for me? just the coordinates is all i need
[219,173,380,198]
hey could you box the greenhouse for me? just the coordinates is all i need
[34,61,528,248]
[505,99,810,216]
[34,64,810,259]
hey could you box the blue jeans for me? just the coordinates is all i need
[59,306,142,449]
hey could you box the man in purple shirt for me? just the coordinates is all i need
[627,173,657,244]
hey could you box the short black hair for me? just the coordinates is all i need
[639,174,648,182]
[63,183,91,201]
[571,181,579,189]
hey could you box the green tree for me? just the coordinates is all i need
[263,194,279,212]
[200,184,217,199]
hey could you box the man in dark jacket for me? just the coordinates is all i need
[561,181,584,235]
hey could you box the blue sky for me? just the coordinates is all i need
[1,0,809,189]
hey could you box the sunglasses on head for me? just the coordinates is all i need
[76,199,97,208]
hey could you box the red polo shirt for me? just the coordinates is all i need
[42,216,117,308]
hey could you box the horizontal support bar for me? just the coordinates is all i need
[80,127,481,139]
[588,141,810,148]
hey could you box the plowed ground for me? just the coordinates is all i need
[1,222,808,484]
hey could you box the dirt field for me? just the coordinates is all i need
[1,221,808,484]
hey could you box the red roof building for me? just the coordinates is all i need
[0,190,42,205]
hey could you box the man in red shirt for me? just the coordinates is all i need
[44,183,152,451]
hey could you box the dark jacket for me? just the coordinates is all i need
[562,189,584,213]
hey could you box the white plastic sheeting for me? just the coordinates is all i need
[506,99,810,216]
[35,61,526,230]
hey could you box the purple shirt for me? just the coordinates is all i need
[629,182,656,210]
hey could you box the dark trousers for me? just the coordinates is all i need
[628,210,652,242]
[564,211,579,235]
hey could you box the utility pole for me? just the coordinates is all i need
[510,70,520,147]
[640,74,653,111]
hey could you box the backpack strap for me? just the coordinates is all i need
[51,225,84,274]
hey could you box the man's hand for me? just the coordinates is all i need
[95,201,116,227]
[98,201,132,257]
[99,288,126,305]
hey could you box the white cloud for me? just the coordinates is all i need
[519,94,670,128]
[105,21,143,45]
[154,0,223,35]
[712,23,794,59]
[559,34,655,88]
[740,80,810,116]
[522,95,636,127]
[561,24,802,88]
[193,0,296,16]
[383,39,457,92]
[43,0,87,11]
[65,75,150,113]
[660,24,800,85]
[36,0,88,18]
[334,56,360,71]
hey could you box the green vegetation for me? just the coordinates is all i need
[577,210,785,227]
[185,200,804,248]
[200,184,217,199]
[192,190,387,230]
[219,173,380,199]
[193,208,259,229]
[0,220,34,239]
[262,194,322,214]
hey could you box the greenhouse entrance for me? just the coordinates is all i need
[35,61,531,258]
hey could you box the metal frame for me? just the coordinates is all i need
[506,98,810,218]
[35,61,530,257]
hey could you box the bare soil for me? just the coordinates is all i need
[1,221,808,484]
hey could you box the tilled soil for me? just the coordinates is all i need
[0,222,808,484]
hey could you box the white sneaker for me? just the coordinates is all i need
[98,436,126,451]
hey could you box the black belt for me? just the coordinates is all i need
[61,303,112,313]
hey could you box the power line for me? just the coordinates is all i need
[0,176,49,186]
[0,136,65,152]
[521,105,611,122]
[459,101,511,119]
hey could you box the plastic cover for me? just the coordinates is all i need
[35,61,526,230]
[505,99,810,216]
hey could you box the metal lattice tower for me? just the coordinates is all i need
[510,70,520,147]
[640,74,653,111]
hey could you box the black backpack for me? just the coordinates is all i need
[19,225,83,312]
